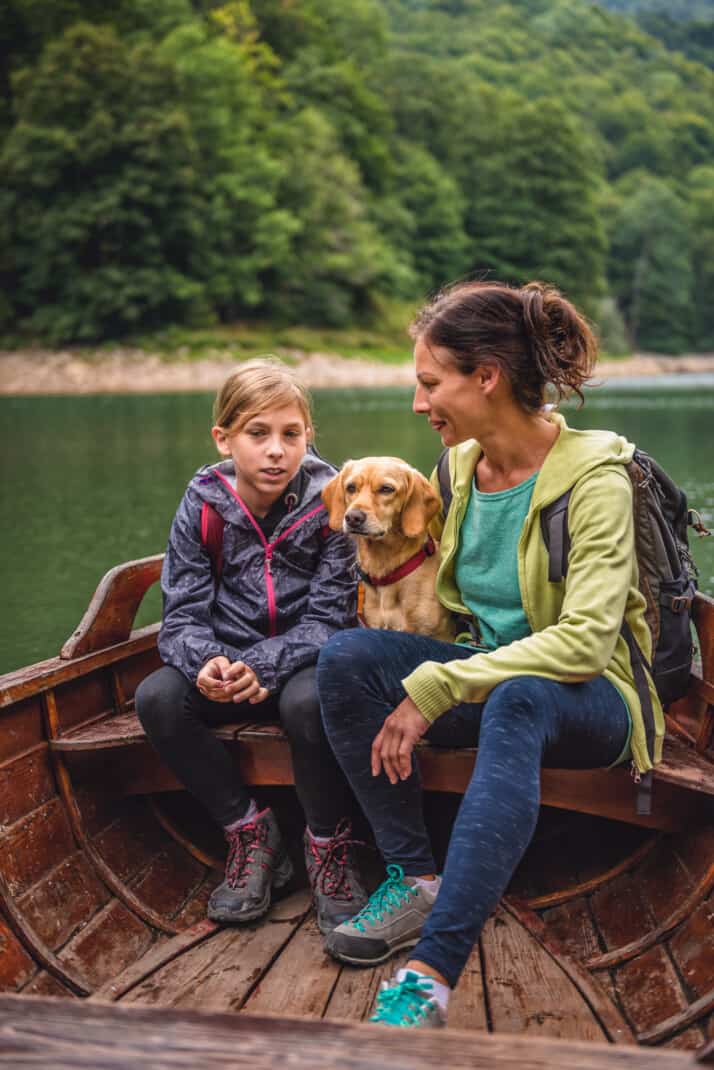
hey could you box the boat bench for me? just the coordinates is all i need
[48,554,714,833]
[49,708,714,833]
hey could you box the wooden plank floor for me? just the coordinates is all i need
[0,994,698,1070]
[96,890,613,1043]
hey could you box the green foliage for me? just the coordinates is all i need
[461,96,607,312]
[264,107,403,325]
[687,166,714,349]
[1,0,713,350]
[607,175,695,353]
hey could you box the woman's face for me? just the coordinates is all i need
[413,336,485,446]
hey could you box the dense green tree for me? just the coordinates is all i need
[0,18,290,338]
[463,97,608,311]
[687,166,714,349]
[263,108,404,324]
[373,141,470,295]
[1,0,713,349]
[607,175,694,352]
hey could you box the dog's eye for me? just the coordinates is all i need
[345,482,357,494]
[378,485,396,494]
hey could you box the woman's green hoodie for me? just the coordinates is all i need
[402,412,664,774]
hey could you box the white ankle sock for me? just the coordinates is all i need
[224,799,258,832]
[396,967,450,1014]
[413,874,441,896]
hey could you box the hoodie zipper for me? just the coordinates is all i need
[212,471,323,637]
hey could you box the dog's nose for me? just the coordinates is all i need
[345,509,366,530]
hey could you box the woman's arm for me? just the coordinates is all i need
[157,487,232,684]
[403,465,636,722]
[237,526,358,694]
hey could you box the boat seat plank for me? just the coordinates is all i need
[49,711,714,834]
[50,711,714,794]
[0,993,697,1069]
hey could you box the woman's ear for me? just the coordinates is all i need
[322,466,350,530]
[211,425,231,457]
[401,470,440,538]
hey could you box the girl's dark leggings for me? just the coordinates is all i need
[135,663,353,836]
[317,628,631,988]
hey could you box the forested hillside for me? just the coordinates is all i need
[2,0,713,353]
[594,0,714,68]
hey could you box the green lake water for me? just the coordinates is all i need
[2,379,714,675]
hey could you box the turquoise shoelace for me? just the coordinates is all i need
[370,971,435,1026]
[351,863,418,933]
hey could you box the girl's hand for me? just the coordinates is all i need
[197,656,232,702]
[371,696,430,785]
[223,661,269,705]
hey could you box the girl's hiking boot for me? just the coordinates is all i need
[325,863,438,965]
[369,971,446,1029]
[304,820,369,935]
[207,806,293,924]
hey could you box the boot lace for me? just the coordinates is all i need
[225,818,274,890]
[370,972,436,1026]
[307,819,366,902]
[351,863,417,932]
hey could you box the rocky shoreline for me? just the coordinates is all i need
[3,347,714,395]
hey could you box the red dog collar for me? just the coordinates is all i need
[359,536,436,588]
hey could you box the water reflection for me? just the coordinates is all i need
[1,385,713,672]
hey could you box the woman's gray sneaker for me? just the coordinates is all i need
[325,864,439,965]
[207,806,293,924]
[304,820,369,935]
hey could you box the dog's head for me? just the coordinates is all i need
[322,457,440,540]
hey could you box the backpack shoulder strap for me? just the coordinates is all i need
[200,501,225,582]
[540,490,573,582]
[437,448,453,515]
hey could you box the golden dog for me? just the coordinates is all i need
[322,457,457,640]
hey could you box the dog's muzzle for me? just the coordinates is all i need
[344,509,385,537]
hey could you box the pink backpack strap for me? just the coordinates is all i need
[200,502,225,583]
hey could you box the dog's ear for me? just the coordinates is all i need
[322,464,351,530]
[401,469,441,538]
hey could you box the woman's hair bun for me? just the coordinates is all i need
[411,279,598,411]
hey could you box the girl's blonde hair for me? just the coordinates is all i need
[213,358,313,433]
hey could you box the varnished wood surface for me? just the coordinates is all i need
[60,555,164,660]
[0,995,699,1069]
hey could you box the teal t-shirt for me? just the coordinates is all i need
[455,472,538,651]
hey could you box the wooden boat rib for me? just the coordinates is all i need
[1,555,714,1059]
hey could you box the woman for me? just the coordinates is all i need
[317,281,663,1028]
[136,359,366,936]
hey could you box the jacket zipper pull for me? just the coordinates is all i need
[265,545,273,574]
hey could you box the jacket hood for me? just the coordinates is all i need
[449,411,635,510]
[188,448,335,522]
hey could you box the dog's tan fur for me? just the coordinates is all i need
[322,457,457,640]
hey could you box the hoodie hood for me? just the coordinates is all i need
[449,411,635,510]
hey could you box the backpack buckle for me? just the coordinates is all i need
[670,594,692,613]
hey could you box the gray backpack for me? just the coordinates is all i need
[436,447,709,813]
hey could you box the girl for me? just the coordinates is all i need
[317,282,663,1027]
[136,359,367,934]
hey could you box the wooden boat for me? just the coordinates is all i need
[2,554,714,1065]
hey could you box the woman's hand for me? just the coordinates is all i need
[223,661,270,705]
[371,696,430,785]
[196,656,232,702]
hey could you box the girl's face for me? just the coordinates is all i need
[212,402,310,514]
[412,336,490,446]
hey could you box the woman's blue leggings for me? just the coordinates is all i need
[317,628,630,988]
